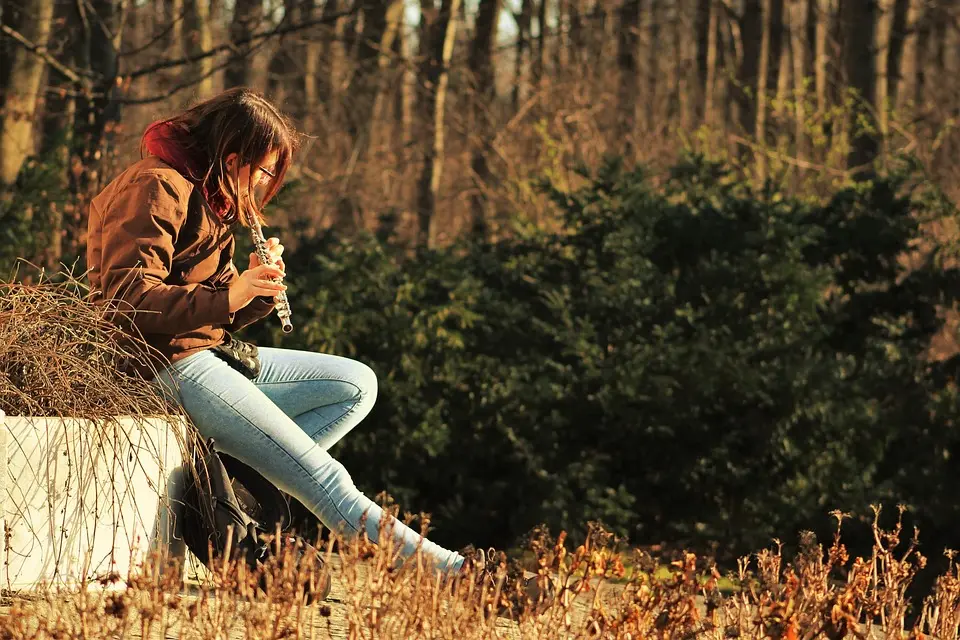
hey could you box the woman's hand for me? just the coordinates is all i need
[228,263,286,313]
[248,237,285,273]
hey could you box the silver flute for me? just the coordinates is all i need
[244,210,293,333]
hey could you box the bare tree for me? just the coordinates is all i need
[736,0,762,140]
[841,0,879,171]
[185,0,216,98]
[512,0,533,112]
[170,0,186,60]
[417,0,462,248]
[0,0,54,186]
[303,0,321,132]
[467,0,503,240]
[703,0,720,125]
[755,0,784,181]
[618,0,641,155]
[350,0,404,141]
[72,0,126,190]
[790,0,811,161]
[814,0,832,117]
[534,0,548,87]
[225,0,265,89]
[646,0,661,129]
[695,0,711,122]
[667,0,685,122]
[885,0,909,110]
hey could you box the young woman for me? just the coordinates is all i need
[86,87,466,575]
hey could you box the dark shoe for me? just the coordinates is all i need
[459,546,556,617]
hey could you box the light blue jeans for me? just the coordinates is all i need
[152,346,464,574]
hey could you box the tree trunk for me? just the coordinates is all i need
[303,0,320,132]
[467,0,503,241]
[40,0,79,162]
[704,0,719,125]
[885,0,909,110]
[646,0,660,129]
[776,9,790,109]
[268,0,303,109]
[353,0,404,139]
[790,0,810,161]
[331,0,403,230]
[618,0,641,155]
[185,0,215,97]
[912,0,931,107]
[841,0,879,172]
[814,0,831,116]
[718,4,735,132]
[224,0,264,89]
[755,0,784,181]
[534,0,548,87]
[736,0,762,139]
[322,0,350,104]
[512,0,533,111]
[695,0,711,123]
[568,0,583,68]
[804,0,816,76]
[590,2,614,78]
[209,0,223,28]
[931,1,947,78]
[0,0,55,186]
[555,0,569,71]
[72,0,125,192]
[170,0,185,60]
[417,0,462,248]
[667,1,684,122]
[390,7,411,212]
[898,0,922,108]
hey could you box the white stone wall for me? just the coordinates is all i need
[0,411,187,591]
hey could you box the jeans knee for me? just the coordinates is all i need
[354,361,378,405]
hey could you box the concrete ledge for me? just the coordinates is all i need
[0,410,187,591]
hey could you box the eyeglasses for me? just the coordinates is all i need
[255,165,277,187]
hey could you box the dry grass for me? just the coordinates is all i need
[0,267,175,420]
[0,507,957,638]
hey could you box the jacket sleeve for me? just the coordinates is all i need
[212,235,277,332]
[96,172,233,335]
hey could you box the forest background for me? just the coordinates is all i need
[4,0,960,590]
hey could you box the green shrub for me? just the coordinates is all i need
[240,155,960,563]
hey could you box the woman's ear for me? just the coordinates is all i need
[225,152,238,174]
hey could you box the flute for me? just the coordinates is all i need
[244,210,293,333]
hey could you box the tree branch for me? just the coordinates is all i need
[0,24,93,85]
[123,7,360,81]
[116,34,274,105]
[118,6,188,57]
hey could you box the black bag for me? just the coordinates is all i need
[212,332,262,379]
[179,438,331,601]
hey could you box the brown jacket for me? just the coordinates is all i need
[86,156,275,379]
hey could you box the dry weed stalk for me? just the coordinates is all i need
[0,267,174,419]
[3,506,960,638]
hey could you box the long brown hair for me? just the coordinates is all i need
[141,87,299,226]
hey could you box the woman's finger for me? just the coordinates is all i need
[252,264,284,278]
[252,280,287,294]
